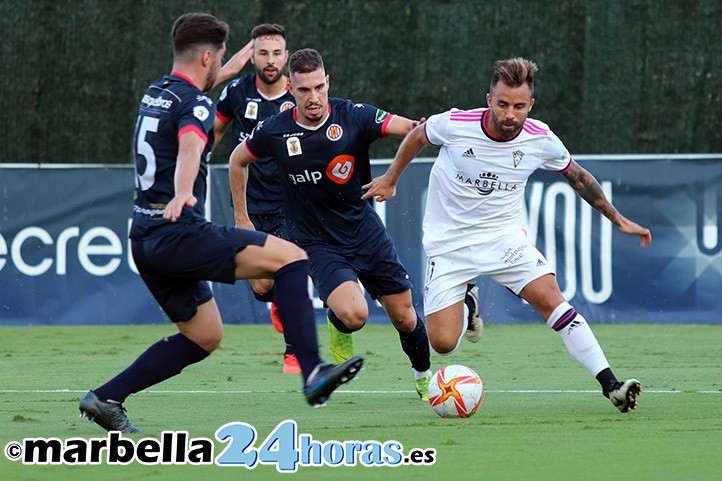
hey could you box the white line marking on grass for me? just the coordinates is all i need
[0,388,714,394]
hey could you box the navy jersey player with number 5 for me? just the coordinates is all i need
[230,48,433,401]
[78,14,363,433]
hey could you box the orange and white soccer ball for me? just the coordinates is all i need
[428,365,484,418]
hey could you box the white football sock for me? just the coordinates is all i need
[548,303,610,377]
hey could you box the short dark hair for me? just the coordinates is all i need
[171,13,229,56]
[251,23,286,40]
[490,57,538,95]
[289,48,324,76]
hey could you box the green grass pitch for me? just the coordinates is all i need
[1,323,721,481]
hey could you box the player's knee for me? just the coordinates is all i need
[200,331,223,353]
[335,308,367,331]
[183,327,223,353]
[390,309,418,333]
[430,336,457,355]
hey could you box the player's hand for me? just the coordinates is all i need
[214,39,254,87]
[163,194,197,222]
[411,117,427,128]
[225,39,254,73]
[617,216,652,248]
[361,174,396,202]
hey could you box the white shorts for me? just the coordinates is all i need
[423,228,554,316]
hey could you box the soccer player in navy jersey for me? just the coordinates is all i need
[363,57,651,413]
[213,24,304,374]
[77,14,363,433]
[229,48,433,400]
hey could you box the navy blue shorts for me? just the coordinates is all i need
[304,229,413,302]
[250,212,288,240]
[131,220,267,323]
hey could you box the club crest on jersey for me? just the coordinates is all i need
[245,102,259,120]
[326,155,355,184]
[193,106,209,121]
[280,101,294,112]
[512,149,524,168]
[326,124,343,141]
[286,136,302,156]
[375,109,389,124]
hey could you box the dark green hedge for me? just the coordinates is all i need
[2,0,720,164]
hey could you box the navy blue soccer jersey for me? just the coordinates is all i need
[216,74,295,215]
[130,72,215,238]
[244,98,396,248]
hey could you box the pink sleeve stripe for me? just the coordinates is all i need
[178,124,208,143]
[243,139,261,160]
[450,109,484,117]
[215,110,231,123]
[381,113,397,137]
[450,113,483,120]
[423,124,440,146]
[523,120,548,135]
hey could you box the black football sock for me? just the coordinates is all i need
[327,308,357,333]
[93,333,209,403]
[596,367,620,397]
[273,259,322,381]
[397,315,431,373]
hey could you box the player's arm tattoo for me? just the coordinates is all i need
[562,162,621,225]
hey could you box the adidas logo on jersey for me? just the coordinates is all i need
[462,148,476,159]
[536,259,546,267]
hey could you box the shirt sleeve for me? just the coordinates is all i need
[350,101,394,141]
[423,111,450,147]
[177,95,215,144]
[215,80,237,123]
[539,130,572,172]
[244,119,269,160]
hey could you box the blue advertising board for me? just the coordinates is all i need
[1,155,720,326]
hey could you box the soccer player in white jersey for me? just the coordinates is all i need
[362,57,652,413]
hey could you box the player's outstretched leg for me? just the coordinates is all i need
[79,330,211,432]
[272,259,365,405]
[546,301,641,412]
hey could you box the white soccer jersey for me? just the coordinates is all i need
[422,107,572,256]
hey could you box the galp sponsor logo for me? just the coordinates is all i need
[326,155,354,185]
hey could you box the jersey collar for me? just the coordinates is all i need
[170,70,198,89]
[481,109,522,142]
[254,74,291,101]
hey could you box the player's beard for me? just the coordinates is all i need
[490,111,523,139]
[302,103,324,124]
[257,67,282,85]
